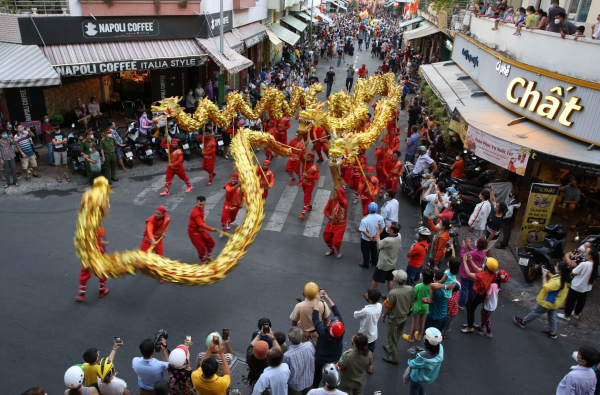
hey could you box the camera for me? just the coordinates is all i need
[154,329,168,353]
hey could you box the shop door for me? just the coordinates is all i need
[151,68,189,102]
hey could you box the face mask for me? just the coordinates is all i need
[8,125,12,129]
[2,134,7,139]
[456,156,460,161]
[89,148,93,152]
[555,18,560,24]
[92,101,97,104]
[578,245,586,252]
[44,119,49,123]
[142,114,147,118]
[573,351,579,362]
[535,14,540,19]
[18,128,24,133]
[549,4,554,8]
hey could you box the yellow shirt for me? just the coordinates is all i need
[191,368,231,395]
[536,274,570,309]
[83,363,98,387]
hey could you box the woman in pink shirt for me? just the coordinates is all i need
[458,237,488,309]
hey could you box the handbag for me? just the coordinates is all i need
[402,365,411,384]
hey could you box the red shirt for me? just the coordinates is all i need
[277,116,291,133]
[382,134,399,152]
[288,139,305,162]
[384,158,402,179]
[303,162,320,187]
[352,156,367,177]
[474,271,496,295]
[161,139,183,167]
[324,199,347,226]
[188,206,212,232]
[42,121,54,143]
[451,160,465,178]
[203,137,216,159]
[144,214,171,243]
[408,240,429,268]
[358,68,368,79]
[224,183,244,209]
[257,168,275,189]
[311,127,327,140]
[359,176,379,199]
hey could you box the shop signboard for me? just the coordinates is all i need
[518,183,559,246]
[4,88,47,127]
[151,68,188,102]
[465,125,530,175]
[452,33,600,146]
[531,151,600,178]
[54,56,207,77]
[19,13,233,45]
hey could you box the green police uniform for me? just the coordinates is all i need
[99,136,117,182]
[79,137,94,185]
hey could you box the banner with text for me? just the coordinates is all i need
[465,125,531,175]
[518,183,560,246]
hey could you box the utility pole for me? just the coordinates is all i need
[219,0,225,106]
[309,0,313,47]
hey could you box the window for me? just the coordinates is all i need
[567,0,591,23]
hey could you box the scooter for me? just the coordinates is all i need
[400,161,423,203]
[517,224,568,283]
[125,122,154,166]
[67,125,87,176]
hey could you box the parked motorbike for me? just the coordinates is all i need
[517,224,568,283]
[400,161,423,203]
[67,125,87,176]
[125,122,154,166]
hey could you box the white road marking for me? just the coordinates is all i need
[232,205,247,226]
[343,197,363,243]
[303,189,331,238]
[318,176,325,188]
[204,188,227,217]
[164,176,205,211]
[265,184,299,232]
[133,176,165,205]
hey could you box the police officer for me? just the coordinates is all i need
[99,129,118,183]
[79,129,95,185]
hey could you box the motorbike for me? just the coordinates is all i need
[125,122,154,166]
[66,126,87,176]
[400,161,423,203]
[517,224,569,283]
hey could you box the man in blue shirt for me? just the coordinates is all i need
[359,202,384,268]
[557,179,581,221]
[405,125,420,165]
[132,338,169,394]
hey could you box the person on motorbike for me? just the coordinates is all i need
[406,146,435,196]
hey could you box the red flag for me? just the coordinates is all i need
[410,0,419,14]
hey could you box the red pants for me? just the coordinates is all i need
[302,183,315,211]
[375,165,386,185]
[361,197,374,216]
[165,166,190,191]
[188,230,215,263]
[349,175,363,191]
[385,177,399,195]
[314,141,329,160]
[262,188,269,200]
[79,267,106,295]
[277,131,288,144]
[323,223,346,249]
[140,239,164,256]
[203,158,215,175]
[264,147,273,159]
[221,207,241,226]
[286,160,302,179]
[341,167,351,185]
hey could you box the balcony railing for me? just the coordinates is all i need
[0,0,69,14]
[417,0,471,35]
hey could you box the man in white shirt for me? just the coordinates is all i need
[422,181,449,220]
[556,346,599,395]
[406,146,434,195]
[354,289,382,371]
[252,348,291,395]
[380,189,399,238]
[468,189,491,240]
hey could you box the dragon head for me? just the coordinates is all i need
[297,102,327,135]
[326,133,360,168]
[151,97,184,118]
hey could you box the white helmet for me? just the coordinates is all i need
[169,346,189,369]
[64,365,84,389]
[424,327,443,346]
[322,363,341,388]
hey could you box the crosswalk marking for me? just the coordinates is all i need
[133,176,164,205]
[343,197,363,243]
[204,189,227,217]
[318,176,325,188]
[232,206,247,226]
[164,176,205,212]
[265,184,300,232]
[303,189,331,238]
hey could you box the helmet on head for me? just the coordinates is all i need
[169,345,190,368]
[328,317,345,338]
[498,269,510,283]
[64,365,85,389]
[368,202,378,213]
[205,332,223,348]
[424,327,443,346]
[97,358,114,379]
[322,363,342,388]
[485,257,499,271]
[418,145,427,153]
[304,282,319,300]
[417,226,432,237]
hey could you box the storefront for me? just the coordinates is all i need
[420,32,600,187]
[403,21,444,63]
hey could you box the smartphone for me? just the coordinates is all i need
[115,337,123,346]
[213,335,219,346]
[230,389,240,395]
[319,288,325,297]
[222,328,230,341]
[262,323,270,334]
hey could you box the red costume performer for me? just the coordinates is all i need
[358,64,368,79]
[160,138,192,195]
[140,205,171,256]
[311,126,329,162]
[188,197,216,264]
[350,153,367,203]
[359,167,379,216]
[257,160,275,200]
[384,152,403,195]
[220,173,244,237]
[76,227,108,301]
[299,153,320,219]
[382,129,400,152]
[286,135,305,185]
[323,187,348,258]
[200,130,218,186]
[375,143,393,196]
[276,115,291,145]
[340,161,352,189]
[264,120,278,160]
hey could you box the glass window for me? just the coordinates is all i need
[568,0,592,23]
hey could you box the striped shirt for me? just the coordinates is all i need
[14,133,34,157]
[283,342,315,392]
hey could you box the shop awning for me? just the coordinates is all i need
[0,43,60,87]
[403,21,440,40]
[265,29,284,52]
[233,22,267,48]
[398,17,423,29]
[267,23,301,46]
[282,15,308,32]
[224,32,244,53]
[196,37,253,74]
[332,1,347,10]
[420,62,600,172]
[294,12,319,24]
[312,8,333,23]
[42,39,207,77]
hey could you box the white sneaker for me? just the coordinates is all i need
[572,314,580,320]
[557,313,570,321]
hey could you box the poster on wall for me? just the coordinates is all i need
[464,125,530,175]
[4,88,48,132]
[517,183,559,246]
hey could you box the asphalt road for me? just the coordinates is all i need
[2,44,599,395]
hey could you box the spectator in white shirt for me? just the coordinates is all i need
[252,348,291,395]
[556,346,600,395]
[380,190,399,239]
[283,327,315,395]
[468,189,491,240]
[354,289,382,372]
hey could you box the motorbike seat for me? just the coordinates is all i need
[135,137,148,144]
[461,184,484,194]
[171,133,187,140]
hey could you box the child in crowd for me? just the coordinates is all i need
[83,143,102,185]
[443,278,461,339]
[354,289,382,363]
[479,270,510,338]
[403,267,433,343]
[434,255,460,300]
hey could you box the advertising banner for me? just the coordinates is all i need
[465,125,530,175]
[518,183,560,246]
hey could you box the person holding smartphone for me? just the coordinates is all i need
[191,339,232,394]
[196,332,234,376]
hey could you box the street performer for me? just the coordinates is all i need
[375,141,393,197]
[382,127,400,152]
[383,150,403,196]
[188,196,218,264]
[323,187,347,259]
[76,227,109,301]
[349,150,367,204]
[200,128,218,186]
[359,166,379,216]
[286,132,305,186]
[220,173,244,238]
[299,153,320,220]
[160,137,193,196]
[311,124,328,162]
[257,160,275,200]
[140,206,170,256]
[277,114,291,145]
[263,120,278,161]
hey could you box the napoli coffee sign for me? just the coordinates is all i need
[83,20,159,39]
